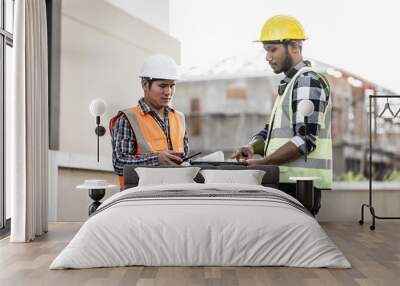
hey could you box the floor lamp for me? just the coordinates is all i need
[359,94,400,230]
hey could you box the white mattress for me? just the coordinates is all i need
[50,183,351,269]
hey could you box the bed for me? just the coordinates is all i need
[50,165,350,269]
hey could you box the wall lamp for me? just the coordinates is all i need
[89,98,107,162]
[298,99,314,162]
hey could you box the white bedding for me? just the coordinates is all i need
[50,183,351,269]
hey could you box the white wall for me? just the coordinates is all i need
[106,0,170,33]
[57,168,118,222]
[59,0,180,159]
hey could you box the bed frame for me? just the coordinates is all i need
[123,164,280,190]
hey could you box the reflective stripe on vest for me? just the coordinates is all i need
[123,108,152,153]
[264,66,333,189]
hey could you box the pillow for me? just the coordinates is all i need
[135,167,201,186]
[200,169,266,185]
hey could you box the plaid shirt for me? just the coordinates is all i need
[254,60,330,154]
[111,98,189,176]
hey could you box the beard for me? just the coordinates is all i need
[274,48,293,74]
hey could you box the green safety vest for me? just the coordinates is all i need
[264,66,333,189]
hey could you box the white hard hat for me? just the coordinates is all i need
[139,54,179,80]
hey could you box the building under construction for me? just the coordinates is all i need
[173,50,398,180]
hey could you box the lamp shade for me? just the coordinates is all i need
[89,98,107,117]
[298,99,314,117]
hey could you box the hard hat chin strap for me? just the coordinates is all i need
[141,77,172,90]
[283,40,304,54]
[141,77,156,89]
[263,40,303,48]
[263,40,287,45]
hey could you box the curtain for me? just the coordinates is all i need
[10,0,48,242]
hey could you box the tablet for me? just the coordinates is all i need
[189,160,245,166]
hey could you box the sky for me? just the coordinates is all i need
[170,0,400,93]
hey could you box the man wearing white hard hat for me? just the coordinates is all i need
[110,54,188,190]
[231,15,333,215]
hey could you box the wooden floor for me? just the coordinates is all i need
[0,222,399,286]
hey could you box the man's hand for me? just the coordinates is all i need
[231,145,254,161]
[241,158,264,166]
[158,151,183,165]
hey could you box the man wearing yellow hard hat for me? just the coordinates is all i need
[232,15,332,215]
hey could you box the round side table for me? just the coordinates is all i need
[289,176,320,211]
[76,180,117,216]
[87,189,106,215]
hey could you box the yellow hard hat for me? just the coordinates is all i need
[256,15,308,42]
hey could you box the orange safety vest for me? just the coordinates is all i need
[109,106,185,190]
